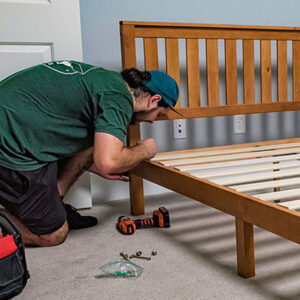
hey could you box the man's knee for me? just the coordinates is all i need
[39,221,69,247]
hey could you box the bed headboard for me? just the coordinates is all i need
[120,21,300,120]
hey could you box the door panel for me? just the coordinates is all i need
[0,44,52,79]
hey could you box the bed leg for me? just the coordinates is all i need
[235,218,255,278]
[127,124,145,216]
[129,174,145,216]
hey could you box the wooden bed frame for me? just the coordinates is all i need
[120,21,300,278]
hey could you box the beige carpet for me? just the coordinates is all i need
[16,193,300,300]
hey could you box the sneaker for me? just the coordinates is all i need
[65,204,97,230]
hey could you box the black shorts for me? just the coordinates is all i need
[0,162,66,235]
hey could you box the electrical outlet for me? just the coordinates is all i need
[173,119,187,139]
[234,114,246,134]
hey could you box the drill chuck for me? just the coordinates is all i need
[117,217,136,235]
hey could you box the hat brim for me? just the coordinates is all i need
[169,106,184,117]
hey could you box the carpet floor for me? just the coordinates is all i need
[16,193,300,300]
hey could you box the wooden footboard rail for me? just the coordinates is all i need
[120,21,300,278]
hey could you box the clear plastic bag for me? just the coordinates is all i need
[98,260,143,278]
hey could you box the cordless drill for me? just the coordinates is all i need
[117,207,170,235]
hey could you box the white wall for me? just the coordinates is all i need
[79,0,300,203]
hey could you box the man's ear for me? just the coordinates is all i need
[148,94,162,108]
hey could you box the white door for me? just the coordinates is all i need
[0,0,92,209]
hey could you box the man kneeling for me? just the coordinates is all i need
[0,61,179,246]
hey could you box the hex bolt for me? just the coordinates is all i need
[136,251,142,257]
[130,254,151,261]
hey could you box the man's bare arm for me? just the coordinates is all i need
[92,132,157,180]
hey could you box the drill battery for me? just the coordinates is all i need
[153,207,170,228]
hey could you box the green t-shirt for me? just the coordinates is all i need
[0,60,133,171]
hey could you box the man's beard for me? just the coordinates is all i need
[130,112,152,125]
[130,113,138,125]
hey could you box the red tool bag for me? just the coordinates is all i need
[0,212,29,300]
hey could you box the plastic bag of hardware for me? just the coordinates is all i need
[98,260,143,278]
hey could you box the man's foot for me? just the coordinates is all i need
[65,204,97,230]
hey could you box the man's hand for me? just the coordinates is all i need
[100,173,129,182]
[136,138,157,160]
[88,164,129,181]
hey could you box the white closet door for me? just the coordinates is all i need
[0,0,92,209]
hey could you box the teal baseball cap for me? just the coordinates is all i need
[142,70,183,116]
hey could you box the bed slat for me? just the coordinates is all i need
[254,188,300,201]
[277,40,288,102]
[225,39,238,105]
[153,141,300,161]
[186,39,201,107]
[166,38,181,107]
[178,154,300,172]
[144,38,159,70]
[160,146,300,167]
[279,199,300,210]
[212,167,300,186]
[206,39,220,106]
[231,177,300,192]
[194,160,300,179]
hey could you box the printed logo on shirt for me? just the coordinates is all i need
[43,61,97,75]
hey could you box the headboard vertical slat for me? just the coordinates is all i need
[166,38,181,107]
[260,40,272,103]
[277,40,288,102]
[206,39,220,106]
[243,40,255,104]
[225,39,238,105]
[293,41,300,101]
[186,39,201,107]
[143,38,159,70]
